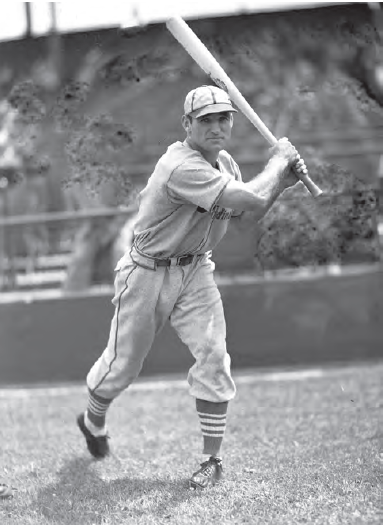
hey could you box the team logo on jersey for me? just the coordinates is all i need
[211,205,232,220]
[196,205,232,220]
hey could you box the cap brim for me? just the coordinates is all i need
[189,103,238,118]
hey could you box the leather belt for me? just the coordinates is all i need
[130,245,205,270]
[156,254,201,267]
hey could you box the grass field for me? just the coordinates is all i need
[0,361,382,525]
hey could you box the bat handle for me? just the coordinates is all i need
[295,170,323,197]
[287,159,323,197]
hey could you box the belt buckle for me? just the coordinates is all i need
[154,258,171,268]
[178,254,193,266]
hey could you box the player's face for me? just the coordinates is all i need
[184,112,233,159]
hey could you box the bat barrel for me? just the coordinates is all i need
[166,16,322,198]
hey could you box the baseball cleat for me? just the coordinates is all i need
[76,413,110,459]
[189,456,224,489]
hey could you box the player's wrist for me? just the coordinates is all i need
[269,154,290,169]
[267,156,291,186]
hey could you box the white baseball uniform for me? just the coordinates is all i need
[87,139,241,403]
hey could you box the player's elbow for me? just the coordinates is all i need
[234,191,269,219]
[217,181,267,214]
[241,193,269,215]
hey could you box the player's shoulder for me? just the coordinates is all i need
[163,141,201,169]
[218,148,233,160]
[218,149,236,164]
[167,141,211,174]
[218,149,241,177]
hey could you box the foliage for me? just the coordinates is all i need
[1,77,136,202]
[64,111,135,202]
[203,6,383,270]
[256,158,381,270]
[202,5,382,134]
[0,4,382,282]
[0,81,49,185]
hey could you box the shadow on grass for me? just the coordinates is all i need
[32,456,192,524]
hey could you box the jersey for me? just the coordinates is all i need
[90,138,238,404]
[132,140,242,259]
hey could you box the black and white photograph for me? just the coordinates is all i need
[0,2,382,523]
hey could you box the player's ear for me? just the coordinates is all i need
[182,114,191,134]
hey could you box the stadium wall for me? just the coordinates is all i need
[0,266,382,385]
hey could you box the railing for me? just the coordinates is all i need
[0,186,382,293]
[0,206,135,291]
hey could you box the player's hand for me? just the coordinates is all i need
[282,154,309,189]
[270,137,298,166]
[294,155,308,176]
[270,138,308,189]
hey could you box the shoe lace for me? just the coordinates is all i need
[200,457,221,477]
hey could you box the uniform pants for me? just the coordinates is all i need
[86,254,236,403]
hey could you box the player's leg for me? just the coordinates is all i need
[78,263,178,458]
[170,256,236,487]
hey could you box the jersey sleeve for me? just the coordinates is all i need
[167,159,232,212]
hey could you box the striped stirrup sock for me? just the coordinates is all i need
[87,389,113,429]
[196,399,228,456]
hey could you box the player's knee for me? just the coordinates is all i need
[206,347,231,371]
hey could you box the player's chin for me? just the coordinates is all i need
[205,139,225,151]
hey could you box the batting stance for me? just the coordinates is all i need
[77,85,307,489]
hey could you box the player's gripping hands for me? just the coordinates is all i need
[270,137,308,189]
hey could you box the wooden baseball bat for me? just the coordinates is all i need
[166,16,323,198]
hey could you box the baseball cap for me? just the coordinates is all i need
[184,85,238,118]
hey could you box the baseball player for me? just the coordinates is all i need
[77,85,307,489]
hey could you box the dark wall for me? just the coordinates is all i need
[0,267,381,386]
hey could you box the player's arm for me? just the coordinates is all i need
[217,138,307,220]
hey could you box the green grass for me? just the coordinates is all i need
[0,361,382,525]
